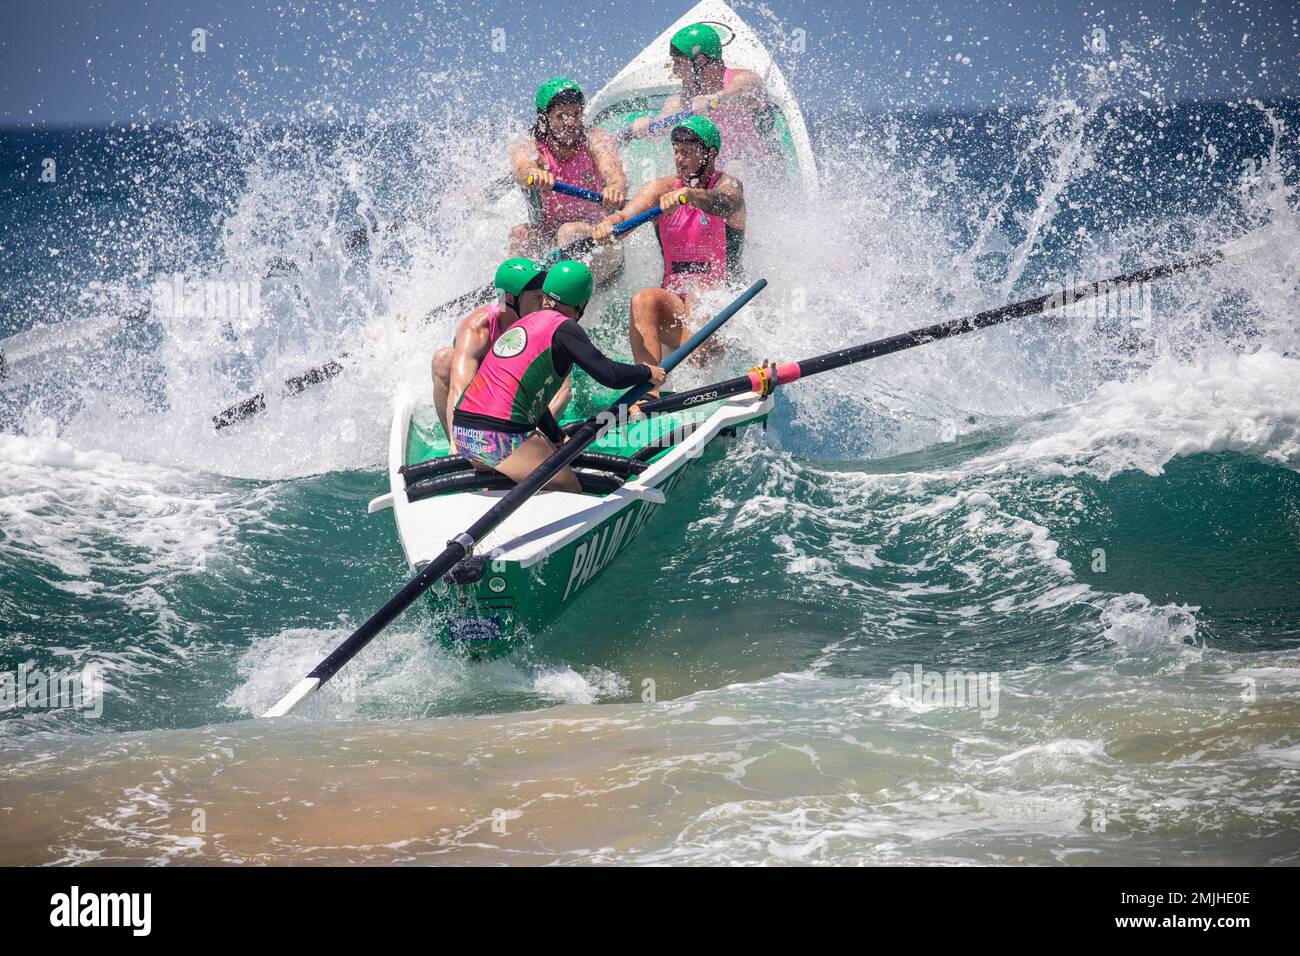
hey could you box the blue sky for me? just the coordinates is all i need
[2,0,1296,125]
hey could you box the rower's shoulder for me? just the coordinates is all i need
[640,174,677,195]
[725,67,764,86]
[586,127,617,150]
[550,316,587,345]
[457,305,494,336]
[510,139,539,161]
[715,172,744,193]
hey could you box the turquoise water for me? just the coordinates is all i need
[2,81,1298,862]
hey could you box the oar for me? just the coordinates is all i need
[527,176,604,205]
[538,204,664,263]
[344,174,515,252]
[0,309,152,389]
[634,233,1267,418]
[211,205,666,430]
[263,277,767,717]
[616,107,699,142]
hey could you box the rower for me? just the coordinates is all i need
[510,78,628,285]
[451,260,666,493]
[432,258,571,449]
[629,22,776,175]
[591,117,744,406]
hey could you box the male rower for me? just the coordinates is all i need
[629,23,776,175]
[511,78,627,284]
[591,117,743,408]
[432,257,570,450]
[452,260,665,493]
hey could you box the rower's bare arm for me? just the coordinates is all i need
[587,129,627,208]
[690,175,744,217]
[511,142,551,190]
[446,311,491,414]
[632,94,685,136]
[548,373,574,418]
[593,177,673,241]
[722,68,764,107]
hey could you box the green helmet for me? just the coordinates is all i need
[535,77,583,112]
[542,260,594,308]
[670,23,723,60]
[494,257,545,298]
[673,116,722,152]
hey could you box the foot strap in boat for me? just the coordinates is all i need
[402,452,646,485]
[406,468,625,502]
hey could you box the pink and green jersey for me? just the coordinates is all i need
[454,308,569,429]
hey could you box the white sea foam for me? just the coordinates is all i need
[532,666,629,705]
[964,349,1300,481]
[0,432,266,585]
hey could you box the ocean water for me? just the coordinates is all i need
[1,44,1298,863]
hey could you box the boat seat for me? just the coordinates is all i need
[401,451,646,485]
[405,468,625,502]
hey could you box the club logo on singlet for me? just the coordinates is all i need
[493,326,528,359]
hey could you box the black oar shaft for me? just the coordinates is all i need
[638,247,1227,417]
[308,399,627,684]
[213,357,348,430]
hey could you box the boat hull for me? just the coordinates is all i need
[427,439,710,655]
[378,390,772,655]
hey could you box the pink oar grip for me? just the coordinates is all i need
[774,362,802,385]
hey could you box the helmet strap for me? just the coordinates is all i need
[688,56,702,95]
[690,149,717,186]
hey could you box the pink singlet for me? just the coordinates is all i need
[710,68,773,169]
[455,308,570,426]
[656,171,734,294]
[534,139,605,232]
[483,301,505,345]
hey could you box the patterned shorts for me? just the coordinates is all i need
[452,424,530,469]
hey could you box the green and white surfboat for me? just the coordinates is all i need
[368,0,818,655]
